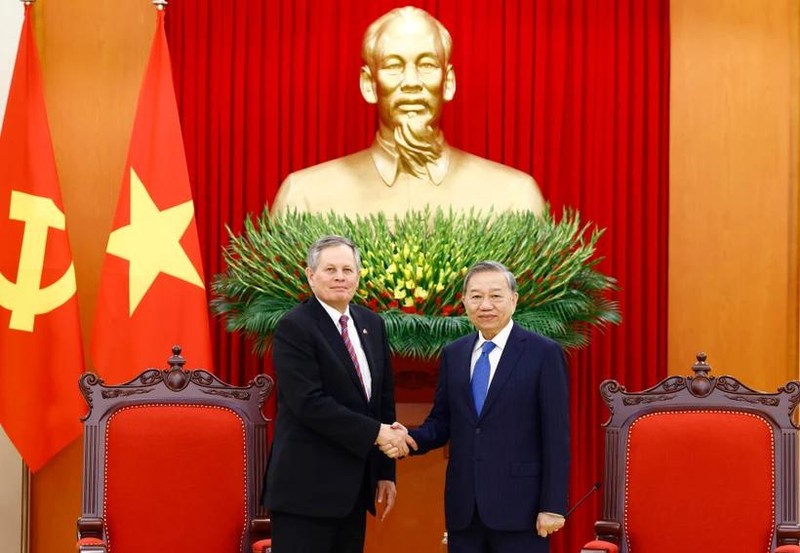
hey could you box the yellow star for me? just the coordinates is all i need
[106,167,204,315]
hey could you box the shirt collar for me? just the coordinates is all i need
[370,133,450,186]
[316,297,352,327]
[473,319,514,353]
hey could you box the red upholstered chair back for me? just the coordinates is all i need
[77,347,274,553]
[582,353,800,553]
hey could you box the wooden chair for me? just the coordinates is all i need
[76,346,274,553]
[581,353,800,553]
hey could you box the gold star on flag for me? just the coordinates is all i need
[106,167,204,315]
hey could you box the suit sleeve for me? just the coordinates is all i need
[272,314,380,459]
[537,342,570,515]
[376,318,397,481]
[408,347,452,454]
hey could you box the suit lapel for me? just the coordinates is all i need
[457,334,480,421]
[310,298,369,403]
[479,325,525,418]
[350,308,376,403]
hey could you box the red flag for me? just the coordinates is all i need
[0,5,85,472]
[91,9,212,382]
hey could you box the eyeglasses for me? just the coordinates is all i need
[464,294,511,306]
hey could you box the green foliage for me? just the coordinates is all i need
[211,208,621,359]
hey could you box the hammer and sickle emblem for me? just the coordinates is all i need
[0,191,76,332]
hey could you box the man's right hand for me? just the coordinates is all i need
[393,421,419,453]
[376,422,410,458]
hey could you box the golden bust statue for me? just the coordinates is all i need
[271,6,545,220]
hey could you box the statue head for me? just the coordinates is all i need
[360,7,456,163]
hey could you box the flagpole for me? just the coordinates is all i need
[152,0,167,10]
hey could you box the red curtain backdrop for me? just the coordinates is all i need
[165,1,669,551]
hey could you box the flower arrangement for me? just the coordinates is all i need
[211,208,620,359]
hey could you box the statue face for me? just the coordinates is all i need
[372,16,450,136]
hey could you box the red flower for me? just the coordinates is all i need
[441,305,453,316]
[401,305,416,314]
[388,300,399,309]
[368,299,378,310]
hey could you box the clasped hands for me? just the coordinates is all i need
[376,422,418,458]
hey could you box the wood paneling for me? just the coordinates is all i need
[669,0,800,389]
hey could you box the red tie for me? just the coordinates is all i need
[339,315,367,395]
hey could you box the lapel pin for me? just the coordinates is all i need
[362,328,368,335]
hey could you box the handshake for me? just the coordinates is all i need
[375,422,419,459]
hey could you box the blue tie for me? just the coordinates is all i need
[471,341,496,415]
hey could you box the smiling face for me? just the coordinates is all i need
[462,270,519,340]
[305,244,360,313]
[367,15,454,140]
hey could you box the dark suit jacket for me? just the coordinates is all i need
[263,297,396,518]
[410,324,570,532]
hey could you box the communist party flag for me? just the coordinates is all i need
[0,4,85,472]
[91,8,212,383]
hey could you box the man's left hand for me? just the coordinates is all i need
[536,512,565,537]
[375,480,397,521]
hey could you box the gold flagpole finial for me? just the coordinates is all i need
[152,0,167,10]
[21,0,35,5]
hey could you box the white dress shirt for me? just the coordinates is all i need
[318,299,372,399]
[469,319,515,385]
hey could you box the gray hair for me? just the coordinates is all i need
[306,235,361,271]
[362,7,453,71]
[462,261,518,294]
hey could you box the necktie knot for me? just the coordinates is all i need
[482,341,497,355]
[339,314,349,329]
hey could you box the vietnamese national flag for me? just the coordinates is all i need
[0,4,85,472]
[91,8,212,382]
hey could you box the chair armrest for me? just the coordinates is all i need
[581,540,619,553]
[251,516,272,553]
[252,538,272,553]
[77,537,107,553]
[76,517,106,552]
[778,524,800,549]
[251,516,271,541]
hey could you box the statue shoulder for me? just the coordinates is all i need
[448,147,544,215]
[270,148,376,215]
[450,147,536,184]
[284,149,374,184]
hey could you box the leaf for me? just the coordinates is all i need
[211,207,621,359]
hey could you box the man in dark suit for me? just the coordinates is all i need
[263,235,409,553]
[401,261,570,553]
